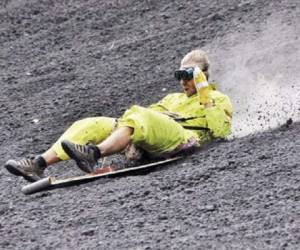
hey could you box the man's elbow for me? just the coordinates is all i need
[211,122,232,138]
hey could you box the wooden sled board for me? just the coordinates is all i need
[22,157,182,195]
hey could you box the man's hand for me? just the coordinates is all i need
[193,66,208,89]
[193,66,212,105]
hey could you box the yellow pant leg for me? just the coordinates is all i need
[118,105,196,156]
[51,117,116,160]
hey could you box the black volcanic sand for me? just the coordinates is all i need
[0,0,299,249]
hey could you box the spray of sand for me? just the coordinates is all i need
[206,14,300,138]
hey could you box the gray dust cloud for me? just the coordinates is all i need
[208,14,300,137]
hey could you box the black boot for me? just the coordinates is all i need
[5,156,47,182]
[61,140,101,173]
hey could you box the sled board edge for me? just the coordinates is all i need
[22,156,182,195]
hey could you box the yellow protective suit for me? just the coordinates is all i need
[51,84,232,160]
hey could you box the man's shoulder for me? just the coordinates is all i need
[209,91,231,105]
[208,83,230,99]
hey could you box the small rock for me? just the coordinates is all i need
[198,204,216,212]
[285,118,293,127]
[184,188,194,194]
[258,154,268,160]
[158,215,168,220]
[204,205,216,211]
[82,229,95,236]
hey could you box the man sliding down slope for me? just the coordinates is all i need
[5,49,233,182]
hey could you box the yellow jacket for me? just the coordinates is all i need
[149,84,233,139]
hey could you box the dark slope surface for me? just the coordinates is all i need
[0,0,299,249]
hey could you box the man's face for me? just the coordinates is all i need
[180,78,197,97]
[179,66,197,97]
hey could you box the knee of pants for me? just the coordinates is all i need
[119,106,187,155]
[50,117,116,160]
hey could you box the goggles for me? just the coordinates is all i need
[174,67,194,81]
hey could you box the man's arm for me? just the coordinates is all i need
[204,92,233,138]
[193,68,233,138]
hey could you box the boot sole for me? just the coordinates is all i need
[5,163,38,183]
[61,141,93,173]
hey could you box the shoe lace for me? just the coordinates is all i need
[75,144,89,155]
[19,158,34,167]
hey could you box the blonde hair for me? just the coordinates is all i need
[181,49,210,80]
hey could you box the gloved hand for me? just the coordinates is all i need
[193,66,213,106]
